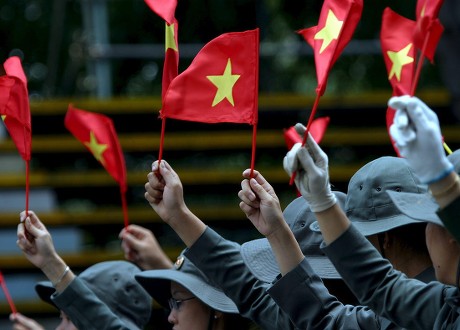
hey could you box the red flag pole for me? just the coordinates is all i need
[25,159,30,215]
[410,32,430,96]
[0,271,17,315]
[289,92,322,185]
[249,124,257,178]
[158,117,166,164]
[120,187,129,229]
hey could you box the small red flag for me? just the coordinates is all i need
[0,57,31,161]
[283,117,330,150]
[380,8,416,96]
[65,105,127,191]
[380,8,418,156]
[161,29,259,125]
[297,0,363,96]
[144,0,177,24]
[414,0,444,63]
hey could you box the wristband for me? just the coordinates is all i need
[430,174,460,198]
[52,266,70,287]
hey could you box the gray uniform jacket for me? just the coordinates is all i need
[52,277,131,330]
[185,227,295,329]
[185,226,430,330]
[268,257,434,329]
[323,225,460,330]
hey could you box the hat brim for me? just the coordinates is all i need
[35,281,56,307]
[135,270,238,314]
[241,238,341,281]
[350,213,426,236]
[387,190,444,227]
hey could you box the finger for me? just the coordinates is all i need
[294,123,306,137]
[305,133,325,162]
[147,172,165,190]
[158,160,179,184]
[145,191,161,205]
[242,168,260,179]
[283,143,302,174]
[238,188,260,208]
[145,181,164,200]
[393,108,409,128]
[24,217,43,238]
[297,147,318,174]
[388,95,412,110]
[405,97,437,128]
[240,179,257,201]
[239,201,258,218]
[248,177,273,202]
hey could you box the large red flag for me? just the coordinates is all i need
[297,0,363,96]
[381,8,417,156]
[65,105,129,227]
[414,0,444,63]
[161,29,259,125]
[0,57,31,161]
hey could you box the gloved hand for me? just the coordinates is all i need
[283,123,336,212]
[389,95,453,184]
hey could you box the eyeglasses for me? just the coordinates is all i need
[168,296,196,310]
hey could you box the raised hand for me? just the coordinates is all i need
[389,95,453,184]
[119,224,173,270]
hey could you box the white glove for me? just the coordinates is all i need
[283,124,336,212]
[389,95,453,184]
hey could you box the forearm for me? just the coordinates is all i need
[166,206,206,247]
[314,203,350,245]
[40,255,75,293]
[266,223,304,276]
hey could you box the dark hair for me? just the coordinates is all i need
[389,222,429,256]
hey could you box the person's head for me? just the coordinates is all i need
[388,150,460,285]
[35,260,151,330]
[241,191,358,304]
[136,252,249,330]
[343,156,433,272]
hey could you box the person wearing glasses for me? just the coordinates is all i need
[135,251,254,330]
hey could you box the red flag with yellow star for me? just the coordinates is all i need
[381,8,416,96]
[297,0,363,96]
[284,117,330,150]
[414,0,444,63]
[381,8,417,156]
[65,105,130,227]
[161,29,259,125]
[0,56,31,161]
[65,105,127,191]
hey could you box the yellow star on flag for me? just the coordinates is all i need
[387,43,414,81]
[314,9,344,54]
[165,22,178,52]
[207,58,240,107]
[1,115,5,121]
[420,2,426,17]
[84,131,108,165]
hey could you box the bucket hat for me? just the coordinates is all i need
[344,156,428,236]
[135,252,239,314]
[388,149,460,227]
[35,260,151,330]
[240,191,347,282]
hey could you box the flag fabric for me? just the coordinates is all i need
[144,0,177,24]
[64,105,127,192]
[414,0,444,62]
[380,7,416,96]
[144,0,179,99]
[162,18,179,99]
[297,0,363,96]
[284,117,330,150]
[0,56,31,161]
[380,8,417,156]
[161,29,259,125]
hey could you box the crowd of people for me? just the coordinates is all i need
[9,95,460,329]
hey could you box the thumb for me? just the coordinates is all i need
[24,216,43,237]
[158,160,179,184]
[123,232,141,250]
[294,123,306,137]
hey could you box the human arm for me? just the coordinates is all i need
[282,127,350,244]
[9,313,45,330]
[238,169,303,275]
[119,224,173,270]
[17,211,132,330]
[144,160,206,247]
[16,211,75,292]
